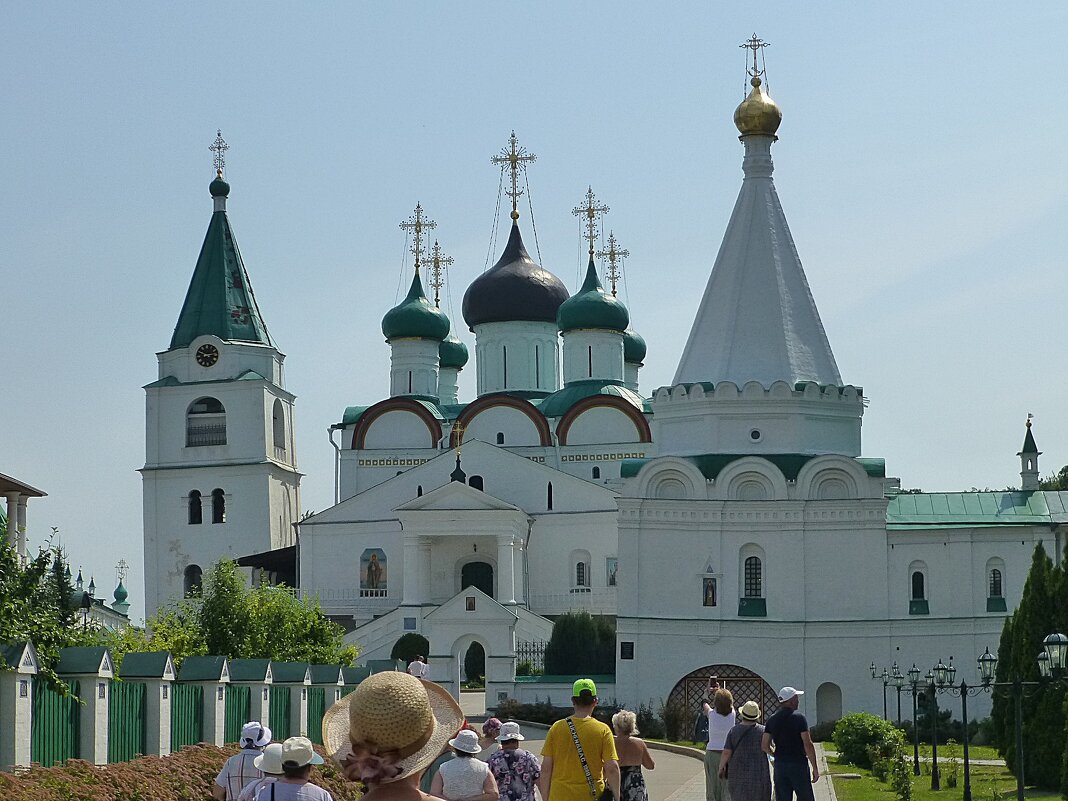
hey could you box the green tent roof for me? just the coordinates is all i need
[228,658,272,682]
[539,379,644,419]
[170,179,273,349]
[885,491,1068,527]
[120,651,174,680]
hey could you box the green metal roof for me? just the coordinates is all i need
[120,651,174,680]
[0,642,36,672]
[170,181,273,349]
[885,491,1068,527]
[856,458,886,478]
[439,330,469,369]
[177,655,228,682]
[382,272,450,341]
[57,647,112,676]
[343,666,371,685]
[339,398,444,428]
[623,329,647,364]
[539,379,645,419]
[271,662,311,683]
[309,664,344,684]
[557,258,629,333]
[229,658,272,682]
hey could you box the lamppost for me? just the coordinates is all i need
[872,661,921,772]
[869,661,891,721]
[925,666,940,790]
[931,656,986,801]
[79,591,92,631]
[972,633,1068,801]
[906,664,921,774]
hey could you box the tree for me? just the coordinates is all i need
[543,611,615,676]
[98,559,358,671]
[464,642,485,683]
[1039,464,1068,491]
[391,633,429,664]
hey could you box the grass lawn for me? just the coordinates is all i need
[914,744,1001,762]
[827,756,1057,801]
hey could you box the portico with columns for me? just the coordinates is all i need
[1,472,46,559]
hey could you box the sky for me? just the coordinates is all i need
[4,3,1068,624]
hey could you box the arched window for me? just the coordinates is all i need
[744,557,762,598]
[989,568,1003,597]
[211,489,226,524]
[273,399,285,453]
[496,432,505,445]
[469,475,484,491]
[570,549,591,592]
[909,560,929,615]
[188,490,202,525]
[183,564,203,596]
[911,571,925,600]
[986,558,1007,612]
[417,485,423,497]
[547,482,553,511]
[186,397,226,447]
[592,466,601,479]
[576,562,587,586]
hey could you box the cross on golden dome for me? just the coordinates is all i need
[597,231,629,296]
[740,33,770,79]
[399,203,437,273]
[491,131,537,221]
[427,240,454,307]
[209,130,229,178]
[572,187,609,257]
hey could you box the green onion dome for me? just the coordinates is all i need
[209,175,230,198]
[623,328,647,364]
[382,272,450,341]
[439,329,469,369]
[113,581,129,604]
[557,257,630,333]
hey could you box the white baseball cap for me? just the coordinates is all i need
[778,687,805,702]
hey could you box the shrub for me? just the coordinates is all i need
[636,701,665,739]
[833,712,905,769]
[660,696,689,742]
[464,642,485,682]
[543,611,615,675]
[809,718,837,742]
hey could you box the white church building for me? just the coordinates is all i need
[143,59,1064,721]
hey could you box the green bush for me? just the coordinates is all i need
[809,718,837,742]
[660,696,689,742]
[833,712,905,769]
[636,701,665,739]
[464,642,485,683]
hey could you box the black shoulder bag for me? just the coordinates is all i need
[566,718,613,801]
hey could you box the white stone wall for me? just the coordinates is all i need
[473,321,560,395]
[388,339,440,398]
[462,411,544,447]
[562,407,645,447]
[362,411,441,450]
[561,330,624,384]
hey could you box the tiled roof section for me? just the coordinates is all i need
[271,662,311,683]
[229,658,273,682]
[57,647,111,676]
[309,664,344,684]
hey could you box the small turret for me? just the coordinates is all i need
[1018,416,1041,491]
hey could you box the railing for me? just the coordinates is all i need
[527,589,616,615]
[186,423,227,447]
[516,640,548,672]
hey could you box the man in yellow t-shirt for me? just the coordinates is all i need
[539,679,621,801]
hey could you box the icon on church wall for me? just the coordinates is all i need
[703,577,717,607]
[361,548,387,591]
[466,596,476,611]
[607,558,618,587]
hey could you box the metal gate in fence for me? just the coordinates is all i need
[307,687,326,744]
[31,680,80,767]
[108,680,147,762]
[171,683,204,751]
[224,685,252,743]
[269,686,291,739]
[516,640,547,672]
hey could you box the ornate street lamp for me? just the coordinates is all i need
[906,664,922,775]
[1037,650,1051,679]
[978,648,996,685]
[891,663,905,722]
[924,668,940,790]
[1043,633,1068,673]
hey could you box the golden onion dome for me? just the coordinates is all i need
[733,75,782,137]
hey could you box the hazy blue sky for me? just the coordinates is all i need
[5,3,1067,622]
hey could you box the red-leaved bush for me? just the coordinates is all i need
[0,743,363,801]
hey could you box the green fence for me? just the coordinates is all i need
[171,683,204,751]
[224,685,252,743]
[108,681,147,762]
[269,686,291,739]
[30,680,80,767]
[307,687,326,745]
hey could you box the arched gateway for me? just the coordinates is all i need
[668,664,779,722]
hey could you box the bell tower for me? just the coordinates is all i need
[141,133,301,617]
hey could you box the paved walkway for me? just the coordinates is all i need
[459,693,838,801]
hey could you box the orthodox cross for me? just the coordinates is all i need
[452,421,466,453]
[209,130,229,178]
[740,33,770,79]
[399,203,436,273]
[116,559,129,584]
[572,186,609,257]
[427,240,454,307]
[491,131,537,221]
[597,231,629,296]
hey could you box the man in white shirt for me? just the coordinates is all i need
[214,721,272,800]
[407,655,429,678]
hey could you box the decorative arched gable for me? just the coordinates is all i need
[352,398,443,450]
[633,457,706,500]
[450,394,551,448]
[712,457,788,501]
[556,396,651,446]
[795,455,869,500]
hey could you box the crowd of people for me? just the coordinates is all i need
[212,670,819,801]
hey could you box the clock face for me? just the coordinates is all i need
[195,344,220,367]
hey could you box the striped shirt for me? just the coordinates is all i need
[216,749,264,800]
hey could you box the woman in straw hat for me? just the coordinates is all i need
[322,671,469,801]
[718,701,771,801]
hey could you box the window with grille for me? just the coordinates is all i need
[988,568,1003,598]
[743,556,762,598]
[911,571,925,600]
[576,561,587,587]
[186,397,227,447]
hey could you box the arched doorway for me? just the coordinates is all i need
[461,561,494,598]
[816,682,842,723]
[668,664,779,734]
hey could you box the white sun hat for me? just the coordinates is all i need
[497,722,525,742]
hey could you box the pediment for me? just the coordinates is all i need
[425,585,518,623]
[395,480,521,513]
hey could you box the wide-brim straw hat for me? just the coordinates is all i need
[323,672,464,783]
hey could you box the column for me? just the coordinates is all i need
[200,682,227,746]
[4,493,19,549]
[497,534,516,605]
[69,674,110,765]
[245,682,270,730]
[16,498,27,558]
[418,538,432,603]
[402,536,423,605]
[143,679,172,756]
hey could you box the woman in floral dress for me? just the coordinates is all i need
[486,723,540,801]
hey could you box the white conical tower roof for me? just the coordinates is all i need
[673,81,841,388]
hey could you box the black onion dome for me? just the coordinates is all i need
[462,223,569,329]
